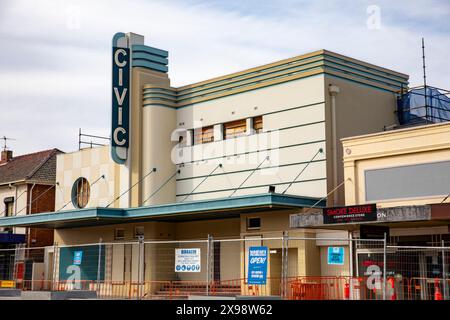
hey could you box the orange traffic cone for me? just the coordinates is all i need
[344,283,350,300]
[434,278,443,301]
[388,278,396,300]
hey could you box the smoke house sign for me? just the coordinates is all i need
[323,204,377,224]
[111,47,130,148]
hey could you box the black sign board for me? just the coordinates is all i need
[323,204,377,224]
[360,225,389,239]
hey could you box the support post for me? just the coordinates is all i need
[383,233,387,300]
[52,242,59,291]
[442,239,447,300]
[206,235,213,296]
[281,231,289,299]
[97,238,103,292]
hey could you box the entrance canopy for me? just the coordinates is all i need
[0,193,325,229]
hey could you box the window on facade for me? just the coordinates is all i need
[114,228,125,240]
[134,226,145,239]
[253,116,263,133]
[71,177,90,209]
[4,197,14,217]
[223,119,247,140]
[246,217,261,230]
[194,126,214,144]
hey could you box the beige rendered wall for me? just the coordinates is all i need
[55,146,121,210]
[324,76,399,207]
[129,68,171,207]
[141,105,177,206]
[342,121,450,207]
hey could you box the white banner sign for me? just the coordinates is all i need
[175,248,201,272]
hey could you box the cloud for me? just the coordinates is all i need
[0,0,448,156]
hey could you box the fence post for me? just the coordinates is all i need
[206,234,213,296]
[97,238,102,293]
[442,239,447,300]
[52,242,58,291]
[383,233,387,301]
[138,236,145,300]
[281,231,289,299]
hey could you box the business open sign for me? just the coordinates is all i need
[323,204,377,224]
[112,46,130,148]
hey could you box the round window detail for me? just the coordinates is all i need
[71,177,90,209]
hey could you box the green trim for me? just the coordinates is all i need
[132,45,168,58]
[0,193,326,228]
[177,159,326,182]
[132,52,168,65]
[133,60,168,73]
[176,177,327,197]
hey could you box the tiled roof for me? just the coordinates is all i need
[0,149,63,185]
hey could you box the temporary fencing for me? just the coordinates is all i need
[0,235,449,300]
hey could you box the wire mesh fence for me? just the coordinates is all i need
[0,235,449,300]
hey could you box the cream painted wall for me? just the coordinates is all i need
[342,122,450,207]
[141,105,177,206]
[55,146,121,210]
[172,76,327,203]
[324,76,399,207]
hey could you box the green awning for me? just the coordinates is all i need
[0,193,325,229]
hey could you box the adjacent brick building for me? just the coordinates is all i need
[0,148,62,248]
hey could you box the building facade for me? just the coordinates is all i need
[0,32,412,290]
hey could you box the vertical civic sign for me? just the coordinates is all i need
[112,47,130,149]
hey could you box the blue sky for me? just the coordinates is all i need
[0,0,449,155]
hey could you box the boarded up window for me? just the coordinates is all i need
[253,116,263,133]
[224,119,247,140]
[194,126,214,144]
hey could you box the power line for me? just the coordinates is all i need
[304,178,350,213]
[105,167,157,208]
[142,170,180,205]
[282,148,323,194]
[57,175,105,212]
[14,184,55,216]
[181,164,222,202]
[229,156,270,198]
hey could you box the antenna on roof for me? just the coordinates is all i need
[1,136,16,151]
[422,37,428,123]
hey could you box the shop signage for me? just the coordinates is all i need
[360,225,389,239]
[112,46,130,148]
[323,204,377,224]
[175,248,201,272]
[327,247,344,265]
[247,246,268,285]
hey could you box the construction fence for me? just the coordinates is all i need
[0,236,449,300]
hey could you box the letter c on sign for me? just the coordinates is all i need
[114,49,127,67]
[113,127,127,146]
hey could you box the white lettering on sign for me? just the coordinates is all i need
[66,265,81,290]
[365,264,382,290]
[112,46,129,149]
[113,127,127,146]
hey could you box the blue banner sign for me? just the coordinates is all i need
[327,247,345,265]
[248,246,268,285]
[73,251,83,265]
[112,46,130,148]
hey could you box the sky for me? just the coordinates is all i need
[0,0,449,156]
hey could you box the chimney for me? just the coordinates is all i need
[1,150,13,164]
